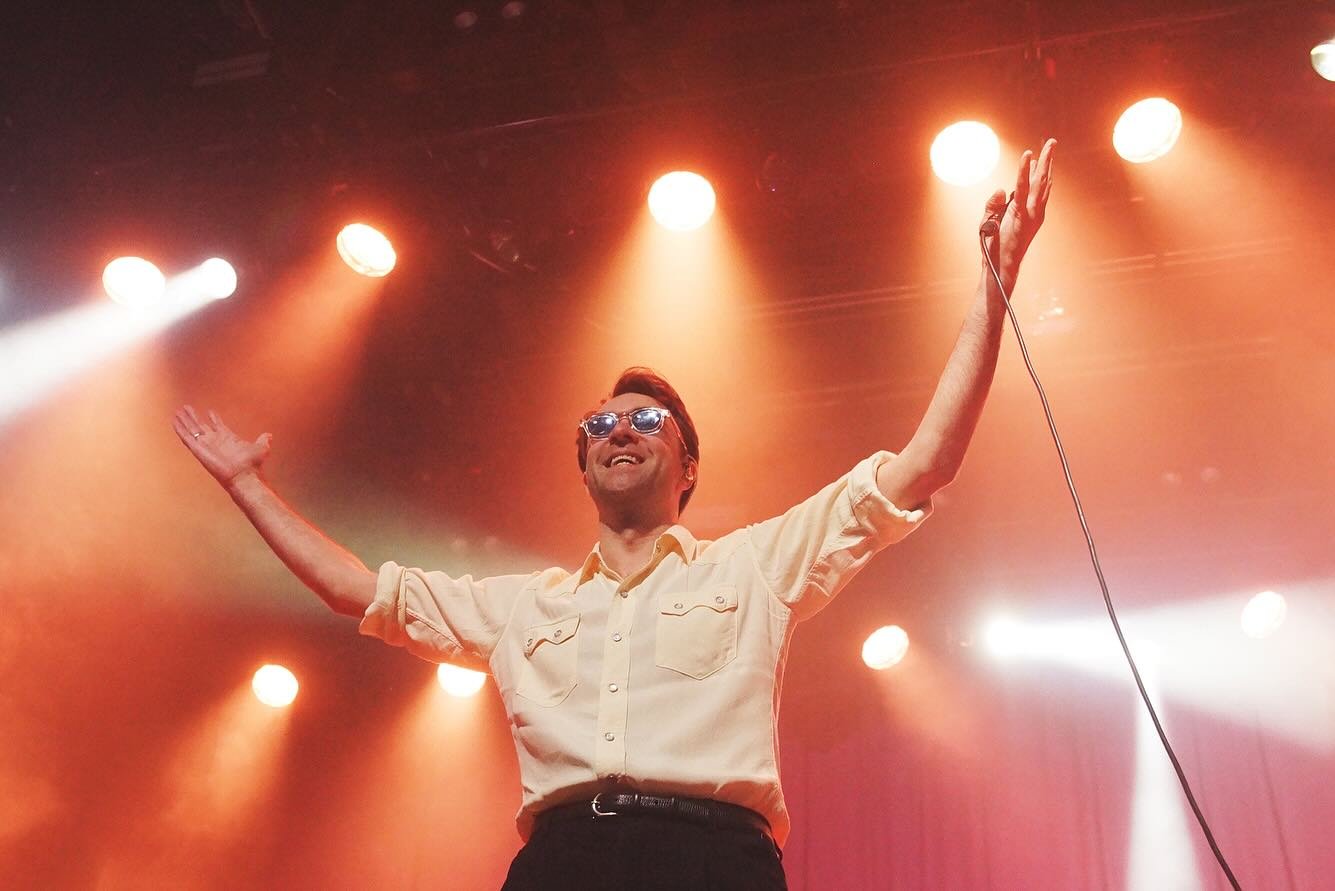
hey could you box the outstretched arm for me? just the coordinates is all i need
[172,406,376,616]
[876,139,1057,509]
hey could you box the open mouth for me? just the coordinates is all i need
[608,454,643,468]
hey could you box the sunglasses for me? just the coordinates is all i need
[579,407,674,439]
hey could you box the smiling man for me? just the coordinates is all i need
[174,140,1055,890]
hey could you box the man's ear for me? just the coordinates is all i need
[683,459,697,484]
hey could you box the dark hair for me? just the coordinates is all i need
[576,367,701,513]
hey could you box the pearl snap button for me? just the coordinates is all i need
[674,602,684,610]
[714,595,725,604]
[553,629,562,638]
[611,633,622,642]
[604,732,615,742]
[608,683,619,693]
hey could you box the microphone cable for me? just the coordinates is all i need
[979,215,1244,891]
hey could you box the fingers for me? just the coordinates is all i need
[208,409,230,435]
[1036,138,1056,178]
[174,405,219,447]
[1014,149,1034,210]
[1035,138,1056,205]
[182,404,208,435]
[171,413,198,447]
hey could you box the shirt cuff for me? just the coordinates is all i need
[358,560,463,660]
[851,450,932,543]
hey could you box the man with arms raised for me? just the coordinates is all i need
[174,140,1055,889]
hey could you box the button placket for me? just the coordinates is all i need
[593,581,634,779]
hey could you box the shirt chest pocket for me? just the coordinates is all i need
[655,587,739,680]
[516,613,581,706]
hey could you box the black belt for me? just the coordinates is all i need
[536,793,772,840]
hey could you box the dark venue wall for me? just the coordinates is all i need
[1,1,1332,888]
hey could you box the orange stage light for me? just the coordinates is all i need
[862,625,910,670]
[930,121,1000,187]
[102,257,166,308]
[437,663,487,698]
[251,664,299,708]
[1312,40,1335,81]
[1113,98,1182,163]
[647,171,716,231]
[336,223,397,277]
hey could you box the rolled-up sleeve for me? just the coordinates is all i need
[358,561,531,672]
[747,451,930,621]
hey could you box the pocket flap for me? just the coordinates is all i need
[658,587,738,617]
[523,614,580,657]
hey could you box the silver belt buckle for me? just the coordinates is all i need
[591,792,618,818]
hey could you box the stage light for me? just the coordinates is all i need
[198,258,238,299]
[862,625,910,670]
[1240,590,1286,639]
[647,171,716,231]
[436,663,487,698]
[930,121,1000,187]
[1113,98,1182,163]
[251,664,299,708]
[336,223,397,277]
[1314,40,1335,81]
[102,257,166,308]
[982,616,1028,658]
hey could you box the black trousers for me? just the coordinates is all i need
[501,810,788,891]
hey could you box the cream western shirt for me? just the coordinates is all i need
[359,451,928,846]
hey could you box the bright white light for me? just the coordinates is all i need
[983,616,1028,659]
[436,663,487,697]
[1241,590,1286,639]
[102,257,166,308]
[647,171,716,231]
[930,121,1001,187]
[198,258,238,299]
[1113,98,1182,163]
[336,223,397,277]
[861,625,910,670]
[1,291,214,425]
[1127,669,1201,891]
[168,258,238,301]
[251,664,299,708]
[1313,41,1335,82]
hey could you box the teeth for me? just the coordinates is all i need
[611,455,637,466]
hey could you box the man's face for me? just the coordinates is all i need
[582,392,692,516]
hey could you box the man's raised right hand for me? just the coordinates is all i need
[172,405,272,492]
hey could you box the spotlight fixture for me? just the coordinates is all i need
[336,223,397,277]
[930,121,1000,187]
[102,257,166,308]
[982,616,1028,659]
[647,171,716,231]
[252,664,299,708]
[861,625,910,670]
[1240,590,1286,639]
[437,663,487,697]
[198,258,238,299]
[1113,98,1182,163]
[1313,39,1335,81]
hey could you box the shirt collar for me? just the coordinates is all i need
[577,524,698,584]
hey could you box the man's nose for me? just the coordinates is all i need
[608,416,638,443]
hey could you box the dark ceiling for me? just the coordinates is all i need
[3,0,1333,590]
